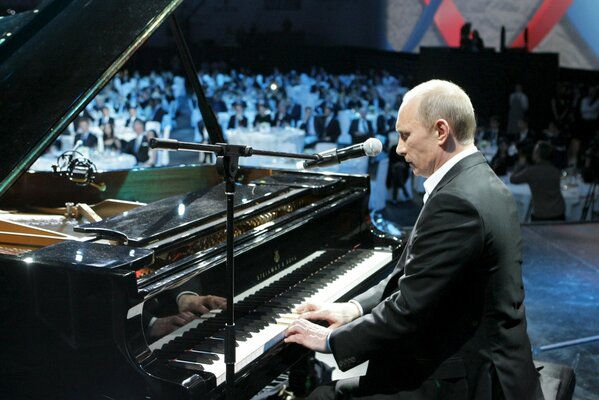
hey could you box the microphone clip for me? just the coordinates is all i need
[52,150,106,192]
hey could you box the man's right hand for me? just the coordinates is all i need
[295,302,361,328]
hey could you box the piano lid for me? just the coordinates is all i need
[75,182,291,245]
[0,0,183,197]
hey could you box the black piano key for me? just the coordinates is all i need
[178,351,215,365]
[168,359,204,371]
[188,349,220,360]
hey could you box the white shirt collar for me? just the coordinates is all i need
[423,146,478,204]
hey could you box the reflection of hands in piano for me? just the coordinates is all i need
[284,318,331,353]
[295,302,361,328]
[178,294,227,315]
[149,311,197,339]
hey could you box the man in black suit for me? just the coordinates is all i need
[316,104,341,143]
[349,107,374,144]
[123,119,150,164]
[73,117,98,148]
[227,101,249,130]
[285,80,542,399]
[98,106,115,128]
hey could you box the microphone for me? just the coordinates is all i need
[302,138,382,169]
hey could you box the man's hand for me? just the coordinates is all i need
[178,294,227,315]
[284,318,331,353]
[149,312,197,339]
[295,302,361,328]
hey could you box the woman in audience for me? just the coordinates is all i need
[102,122,121,152]
[490,139,514,176]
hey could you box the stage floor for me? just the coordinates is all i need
[522,223,599,399]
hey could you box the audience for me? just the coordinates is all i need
[49,63,594,222]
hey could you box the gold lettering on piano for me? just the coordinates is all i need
[255,254,298,281]
[147,196,315,277]
[274,250,281,264]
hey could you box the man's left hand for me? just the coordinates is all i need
[284,318,331,353]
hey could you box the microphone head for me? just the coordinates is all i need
[363,137,383,157]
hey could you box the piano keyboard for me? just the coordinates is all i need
[151,249,392,387]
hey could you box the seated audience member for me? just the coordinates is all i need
[375,106,395,137]
[98,106,114,127]
[513,117,537,164]
[149,96,167,123]
[143,129,159,167]
[480,115,504,145]
[510,141,565,221]
[254,102,272,127]
[272,100,293,128]
[316,104,341,143]
[490,139,515,176]
[300,106,318,146]
[349,107,374,144]
[74,117,98,148]
[386,143,410,203]
[541,121,568,168]
[227,101,249,129]
[123,119,150,164]
[102,122,121,151]
[210,91,228,113]
[124,105,139,128]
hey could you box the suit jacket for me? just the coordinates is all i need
[123,135,150,163]
[74,132,98,148]
[227,115,249,130]
[330,152,542,399]
[349,118,374,143]
[316,116,341,143]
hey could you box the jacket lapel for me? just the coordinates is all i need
[428,151,487,199]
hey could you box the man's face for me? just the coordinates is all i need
[133,121,144,135]
[395,99,439,178]
[78,120,89,133]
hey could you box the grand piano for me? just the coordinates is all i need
[0,1,403,399]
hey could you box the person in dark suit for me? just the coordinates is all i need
[98,106,115,128]
[254,102,272,127]
[272,99,293,128]
[316,104,341,143]
[285,80,542,400]
[73,117,98,148]
[123,119,150,164]
[227,101,249,130]
[510,141,565,222]
[349,107,374,144]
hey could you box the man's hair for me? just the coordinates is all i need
[402,80,477,145]
[534,140,553,162]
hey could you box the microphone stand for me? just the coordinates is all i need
[150,138,318,400]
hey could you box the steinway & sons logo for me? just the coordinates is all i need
[255,250,297,281]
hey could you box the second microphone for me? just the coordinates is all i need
[302,138,383,169]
